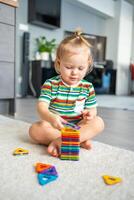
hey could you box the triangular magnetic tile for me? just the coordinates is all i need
[13,148,29,155]
[35,163,52,173]
[102,175,122,185]
[38,173,57,185]
[40,166,58,176]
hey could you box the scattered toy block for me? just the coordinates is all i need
[35,162,58,186]
[35,163,52,173]
[40,166,58,176]
[13,148,29,156]
[102,175,122,185]
[38,173,58,186]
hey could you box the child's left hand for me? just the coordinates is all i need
[82,108,97,121]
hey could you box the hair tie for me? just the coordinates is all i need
[75,30,83,38]
[74,30,92,48]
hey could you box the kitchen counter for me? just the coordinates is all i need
[0,0,18,7]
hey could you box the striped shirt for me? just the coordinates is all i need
[39,75,97,121]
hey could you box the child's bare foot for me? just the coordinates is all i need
[47,137,61,157]
[80,140,92,150]
[47,138,91,157]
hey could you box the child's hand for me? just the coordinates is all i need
[82,109,95,121]
[49,113,67,130]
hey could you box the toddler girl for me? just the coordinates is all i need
[29,31,104,157]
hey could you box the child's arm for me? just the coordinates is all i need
[37,101,66,130]
[82,107,97,121]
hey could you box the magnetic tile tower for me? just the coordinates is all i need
[60,127,80,161]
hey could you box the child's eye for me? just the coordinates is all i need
[79,67,84,70]
[65,66,72,69]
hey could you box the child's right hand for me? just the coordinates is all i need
[49,113,67,130]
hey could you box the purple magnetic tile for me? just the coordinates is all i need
[40,166,58,176]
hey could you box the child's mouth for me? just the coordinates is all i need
[70,77,78,81]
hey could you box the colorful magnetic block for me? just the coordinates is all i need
[102,175,122,185]
[62,122,80,130]
[35,162,58,186]
[35,163,52,173]
[13,148,29,155]
[60,127,80,161]
[40,166,58,176]
[38,173,58,186]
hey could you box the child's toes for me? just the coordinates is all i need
[81,140,92,150]
[47,143,54,155]
[47,138,61,157]
[47,142,60,157]
[52,148,59,157]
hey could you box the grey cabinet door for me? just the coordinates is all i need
[0,3,15,114]
[0,62,14,98]
[0,3,15,25]
[0,23,14,62]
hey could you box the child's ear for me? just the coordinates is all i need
[86,56,93,74]
[88,56,93,66]
[57,59,60,67]
[54,58,61,74]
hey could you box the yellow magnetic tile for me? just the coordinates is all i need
[102,175,122,185]
[13,148,29,155]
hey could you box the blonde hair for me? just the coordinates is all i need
[54,30,93,74]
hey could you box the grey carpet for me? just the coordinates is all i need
[97,95,134,111]
[0,115,134,200]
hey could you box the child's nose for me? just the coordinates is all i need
[71,69,78,74]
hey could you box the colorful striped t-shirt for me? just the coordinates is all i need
[39,75,97,121]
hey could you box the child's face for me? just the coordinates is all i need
[59,49,89,86]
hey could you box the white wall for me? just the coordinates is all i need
[116,0,133,95]
[76,0,114,17]
[62,1,106,35]
[105,1,121,67]
[131,15,134,60]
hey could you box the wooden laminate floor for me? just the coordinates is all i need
[13,97,134,152]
